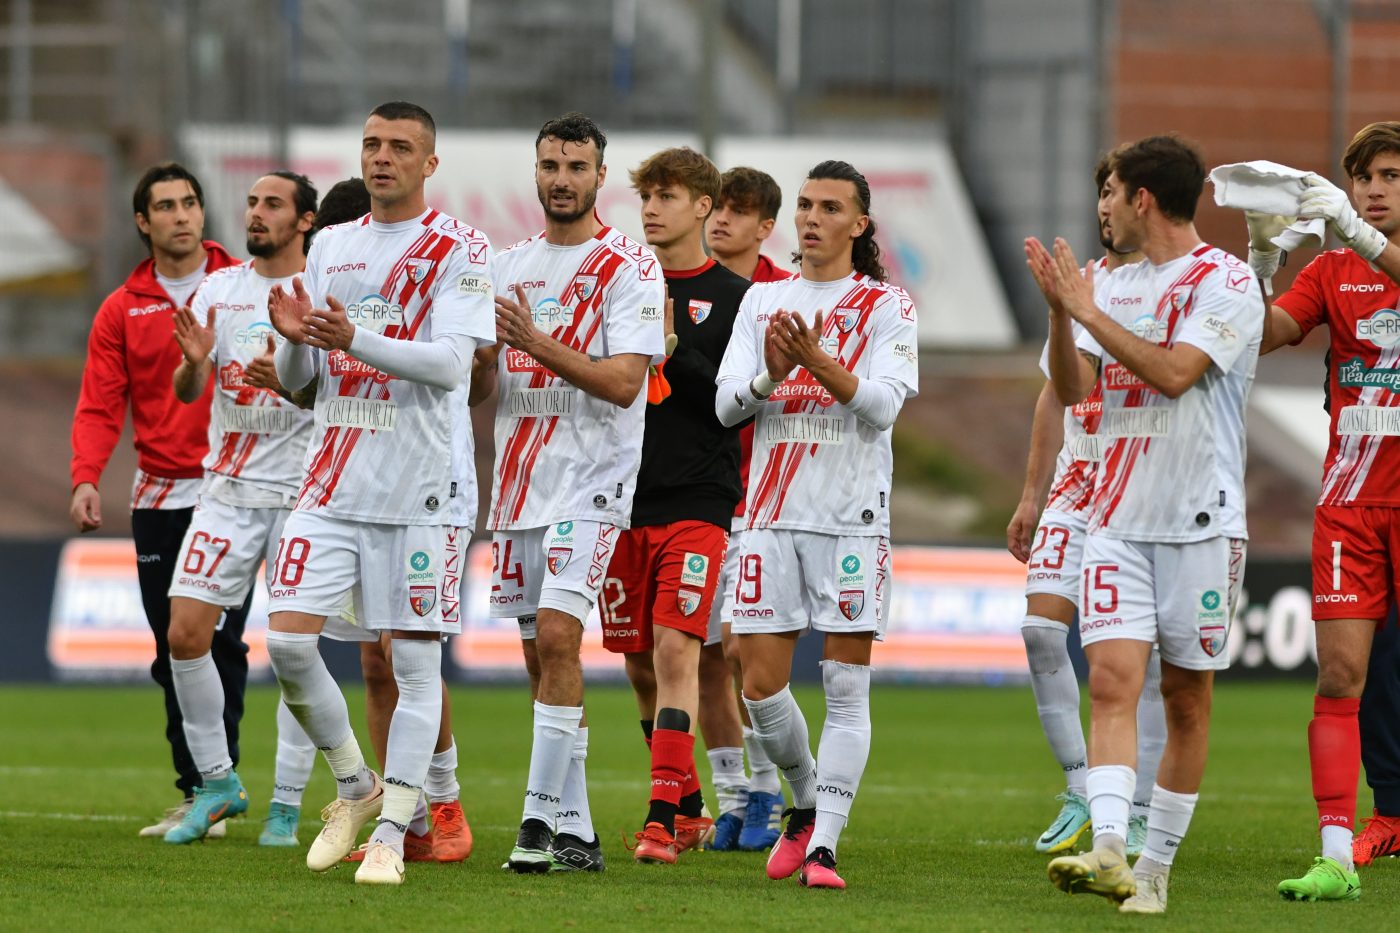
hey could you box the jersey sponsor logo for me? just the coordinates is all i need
[1355,308,1400,347]
[818,335,840,357]
[769,376,834,407]
[219,361,250,391]
[225,405,299,435]
[458,273,492,297]
[892,341,916,364]
[532,297,574,328]
[1315,592,1360,603]
[1068,434,1103,462]
[1101,408,1172,437]
[1071,398,1102,417]
[1341,282,1387,293]
[504,348,554,375]
[677,587,702,616]
[1337,405,1400,436]
[213,301,257,314]
[233,320,278,349]
[640,303,662,323]
[1337,357,1400,392]
[838,554,864,588]
[325,262,368,274]
[688,299,712,324]
[409,584,436,617]
[318,397,397,431]
[1199,315,1238,347]
[547,547,572,575]
[407,549,435,585]
[734,607,775,619]
[574,274,598,300]
[834,308,860,332]
[1110,296,1143,306]
[128,301,170,317]
[329,349,393,384]
[406,258,432,283]
[1103,363,1148,391]
[1127,313,1168,342]
[763,414,844,446]
[680,553,708,587]
[506,387,575,417]
[838,589,864,620]
[344,294,404,333]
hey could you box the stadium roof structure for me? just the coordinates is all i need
[0,179,84,292]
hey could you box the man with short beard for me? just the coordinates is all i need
[471,111,665,873]
[162,171,321,845]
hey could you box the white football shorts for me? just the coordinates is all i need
[1024,507,1089,605]
[489,520,619,626]
[729,529,889,638]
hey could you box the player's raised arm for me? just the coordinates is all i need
[1027,237,1099,404]
[714,289,773,426]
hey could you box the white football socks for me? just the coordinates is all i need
[1322,825,1355,870]
[381,638,442,811]
[272,699,316,807]
[1141,783,1198,869]
[369,781,420,853]
[1086,764,1135,853]
[810,660,871,856]
[556,725,595,841]
[1021,616,1087,796]
[707,746,750,817]
[743,686,817,809]
[1133,649,1167,818]
[266,631,372,799]
[170,652,232,780]
[522,701,582,827]
[425,738,460,804]
[744,726,782,795]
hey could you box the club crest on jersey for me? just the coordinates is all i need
[574,275,598,301]
[409,585,436,617]
[839,589,865,621]
[834,308,860,333]
[1169,285,1195,315]
[677,588,702,617]
[406,258,432,284]
[688,300,712,324]
[547,547,572,575]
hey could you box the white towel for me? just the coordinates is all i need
[1208,160,1326,251]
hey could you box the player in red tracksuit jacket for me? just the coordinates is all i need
[68,162,250,837]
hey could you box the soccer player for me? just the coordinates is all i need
[716,160,920,889]
[1029,135,1264,914]
[265,100,496,886]
[1006,155,1167,857]
[603,146,748,864]
[1246,122,1400,901]
[162,170,319,845]
[69,163,248,837]
[473,112,665,873]
[703,165,795,850]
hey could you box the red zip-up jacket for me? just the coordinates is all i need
[70,241,241,491]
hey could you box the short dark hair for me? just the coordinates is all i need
[630,147,721,210]
[718,167,783,221]
[535,111,607,167]
[799,160,888,282]
[312,177,370,234]
[369,101,437,147]
[1343,121,1400,179]
[132,162,204,248]
[1093,153,1112,194]
[1107,135,1206,223]
[263,171,320,253]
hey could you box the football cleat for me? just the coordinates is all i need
[306,772,384,872]
[766,807,816,880]
[1278,856,1361,902]
[258,801,300,847]
[141,799,228,838]
[631,822,679,865]
[1036,792,1091,853]
[1119,870,1168,914]
[1047,846,1137,903]
[429,800,473,862]
[739,790,785,851]
[799,846,846,889]
[164,773,248,844]
[1126,813,1148,858]
[345,829,434,863]
[506,818,554,874]
[353,841,405,886]
[549,832,606,872]
[675,809,715,852]
[706,811,744,851]
[1353,809,1400,866]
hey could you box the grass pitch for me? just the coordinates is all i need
[0,681,1394,931]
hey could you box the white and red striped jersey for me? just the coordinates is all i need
[1076,245,1262,542]
[293,209,496,526]
[1275,249,1400,506]
[487,228,666,531]
[191,263,314,502]
[1039,258,1109,515]
[716,272,920,536]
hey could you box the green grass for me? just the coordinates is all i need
[0,682,1394,931]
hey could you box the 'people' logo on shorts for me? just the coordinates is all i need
[1200,590,1221,611]
[410,551,431,572]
